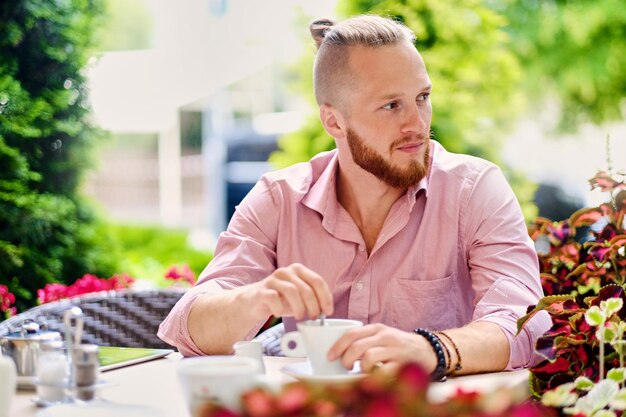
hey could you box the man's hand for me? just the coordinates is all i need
[327,323,437,374]
[246,263,334,321]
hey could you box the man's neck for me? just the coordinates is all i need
[335,156,406,254]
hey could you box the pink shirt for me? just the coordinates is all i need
[158,141,551,369]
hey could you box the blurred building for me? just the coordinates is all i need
[84,0,336,243]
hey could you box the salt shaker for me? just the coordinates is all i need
[36,340,69,403]
[0,354,17,417]
[72,344,99,401]
[233,340,266,373]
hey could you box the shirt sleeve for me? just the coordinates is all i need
[158,176,282,356]
[462,164,552,370]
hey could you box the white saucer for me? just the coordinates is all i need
[37,400,163,417]
[280,361,364,383]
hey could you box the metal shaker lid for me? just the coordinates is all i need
[1,321,62,342]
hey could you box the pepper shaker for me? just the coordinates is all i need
[72,344,99,401]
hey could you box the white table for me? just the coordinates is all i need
[10,353,530,417]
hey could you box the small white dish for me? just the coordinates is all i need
[280,361,364,383]
[37,399,163,417]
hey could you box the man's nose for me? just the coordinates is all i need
[401,105,427,134]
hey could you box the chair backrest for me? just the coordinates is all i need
[0,289,185,349]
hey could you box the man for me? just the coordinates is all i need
[159,15,550,378]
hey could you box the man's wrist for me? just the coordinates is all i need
[413,328,447,381]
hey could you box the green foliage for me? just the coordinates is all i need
[0,0,116,312]
[107,224,213,288]
[502,0,626,130]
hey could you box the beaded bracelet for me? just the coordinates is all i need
[413,328,447,381]
[436,330,462,375]
[438,335,452,374]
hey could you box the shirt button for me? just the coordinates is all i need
[358,245,365,252]
[355,282,364,291]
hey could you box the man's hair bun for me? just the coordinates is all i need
[310,19,335,49]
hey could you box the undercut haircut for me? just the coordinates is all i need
[310,15,416,109]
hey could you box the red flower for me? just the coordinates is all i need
[107,273,135,290]
[363,395,397,417]
[0,284,16,317]
[37,273,136,305]
[37,283,69,304]
[66,274,110,297]
[395,361,430,394]
[164,264,196,286]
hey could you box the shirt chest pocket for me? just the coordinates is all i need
[390,273,456,331]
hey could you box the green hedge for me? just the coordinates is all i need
[0,0,116,312]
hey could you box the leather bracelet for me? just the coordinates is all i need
[413,328,447,381]
[436,330,462,375]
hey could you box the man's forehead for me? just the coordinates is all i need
[345,43,431,94]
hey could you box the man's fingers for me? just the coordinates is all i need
[265,277,308,320]
[256,287,289,318]
[265,264,331,320]
[328,324,382,361]
[292,264,334,316]
[358,346,388,372]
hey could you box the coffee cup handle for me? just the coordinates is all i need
[280,332,307,357]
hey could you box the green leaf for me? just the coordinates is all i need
[517,294,575,334]
[593,410,618,417]
[597,327,616,342]
[541,383,578,407]
[586,306,606,327]
[608,388,626,410]
[601,298,624,316]
[575,376,596,391]
[612,341,626,355]
[607,368,626,383]
[572,380,618,415]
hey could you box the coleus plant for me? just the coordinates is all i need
[518,285,626,397]
[518,166,626,414]
[529,170,626,297]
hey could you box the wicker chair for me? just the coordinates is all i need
[0,289,185,349]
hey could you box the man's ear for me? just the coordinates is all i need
[319,104,346,140]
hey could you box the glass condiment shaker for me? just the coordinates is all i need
[36,340,69,403]
[72,344,99,401]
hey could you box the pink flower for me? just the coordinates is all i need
[108,273,135,290]
[36,272,136,305]
[0,284,16,317]
[66,274,110,297]
[37,283,69,304]
[164,264,196,286]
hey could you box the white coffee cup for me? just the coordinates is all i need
[280,319,363,375]
[0,354,17,417]
[177,356,267,415]
[233,340,265,373]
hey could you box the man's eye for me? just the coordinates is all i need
[417,93,430,102]
[382,102,399,110]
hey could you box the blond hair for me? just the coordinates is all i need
[310,15,416,108]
